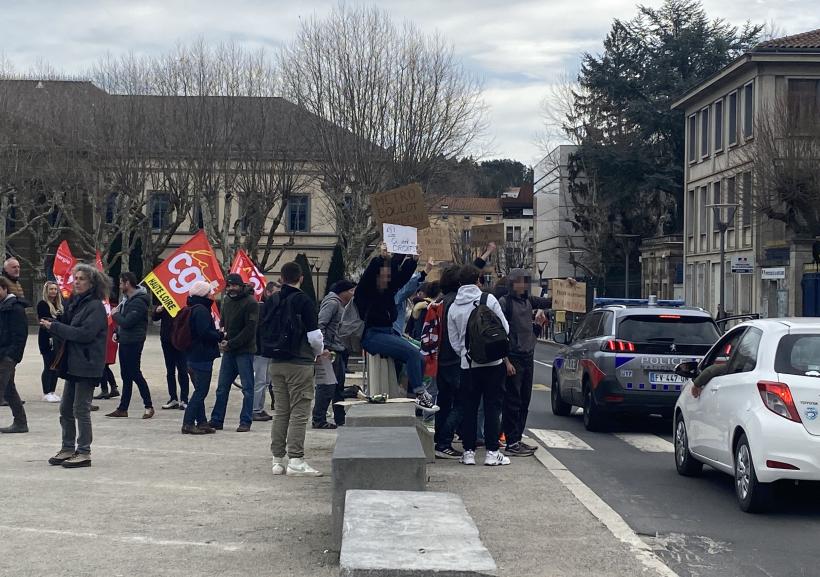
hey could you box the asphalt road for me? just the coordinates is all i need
[528,341,820,577]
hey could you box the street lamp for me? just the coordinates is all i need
[707,203,739,320]
[614,234,640,299]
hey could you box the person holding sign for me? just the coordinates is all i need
[355,244,438,413]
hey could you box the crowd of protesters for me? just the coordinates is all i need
[0,243,556,473]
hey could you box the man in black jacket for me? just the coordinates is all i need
[0,277,29,433]
[107,272,154,419]
[209,274,259,432]
[498,268,552,457]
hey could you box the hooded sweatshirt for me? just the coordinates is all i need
[447,284,510,370]
[499,268,552,357]
[112,285,150,344]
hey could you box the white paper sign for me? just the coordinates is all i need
[315,356,337,385]
[383,223,418,255]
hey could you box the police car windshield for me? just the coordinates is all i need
[617,315,720,345]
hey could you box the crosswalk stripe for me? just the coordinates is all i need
[532,383,550,391]
[529,428,594,451]
[614,433,674,453]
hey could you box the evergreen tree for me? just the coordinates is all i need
[294,253,317,305]
[325,244,346,297]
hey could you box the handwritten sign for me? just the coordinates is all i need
[551,279,587,313]
[470,223,504,247]
[418,226,452,262]
[383,223,418,255]
[370,184,429,230]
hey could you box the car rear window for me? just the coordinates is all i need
[775,334,820,376]
[617,315,720,345]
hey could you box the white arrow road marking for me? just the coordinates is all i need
[615,433,674,453]
[529,428,594,451]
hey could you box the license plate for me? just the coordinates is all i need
[649,372,685,384]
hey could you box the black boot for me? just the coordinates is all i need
[0,421,29,433]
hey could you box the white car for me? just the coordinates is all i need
[673,318,820,513]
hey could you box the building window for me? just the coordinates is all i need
[728,91,738,146]
[686,189,694,237]
[685,264,694,305]
[700,107,710,158]
[688,114,697,162]
[287,195,310,233]
[787,78,820,131]
[485,216,493,222]
[150,192,171,232]
[727,176,736,229]
[714,99,724,152]
[698,186,708,237]
[712,181,721,232]
[743,82,754,139]
[725,260,735,313]
[463,215,470,221]
[696,263,706,309]
[441,214,449,221]
[739,273,752,314]
[741,172,752,227]
[104,192,117,224]
[506,226,521,242]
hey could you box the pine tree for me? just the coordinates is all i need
[294,253,317,305]
[324,244,346,297]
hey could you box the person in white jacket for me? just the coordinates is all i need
[447,264,514,467]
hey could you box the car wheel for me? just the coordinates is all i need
[674,415,703,476]
[551,370,572,416]
[583,380,607,432]
[734,433,772,513]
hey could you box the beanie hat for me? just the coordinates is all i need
[331,279,356,294]
[189,280,213,297]
[225,273,244,286]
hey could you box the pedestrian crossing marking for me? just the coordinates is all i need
[614,433,674,453]
[532,383,550,391]
[529,429,594,451]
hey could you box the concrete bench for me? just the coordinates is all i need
[340,490,498,577]
[365,353,404,398]
[331,426,426,549]
[345,402,435,464]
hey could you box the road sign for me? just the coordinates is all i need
[731,256,753,274]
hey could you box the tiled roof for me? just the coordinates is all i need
[432,196,502,214]
[755,28,820,51]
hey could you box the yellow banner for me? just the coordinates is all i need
[144,272,182,318]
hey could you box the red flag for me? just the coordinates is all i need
[142,230,225,317]
[53,241,77,299]
[229,249,267,302]
[95,251,104,272]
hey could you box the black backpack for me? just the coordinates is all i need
[261,291,306,360]
[466,293,509,365]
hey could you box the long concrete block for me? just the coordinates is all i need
[331,426,426,549]
[340,490,498,577]
[345,403,435,464]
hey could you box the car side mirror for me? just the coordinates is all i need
[675,361,699,379]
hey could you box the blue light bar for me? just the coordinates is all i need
[593,298,686,308]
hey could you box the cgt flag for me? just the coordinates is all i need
[229,249,267,301]
[143,230,225,317]
[53,240,77,299]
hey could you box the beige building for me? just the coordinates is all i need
[672,30,820,318]
[429,196,503,266]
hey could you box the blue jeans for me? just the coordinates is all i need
[184,362,213,427]
[362,327,423,394]
[209,352,255,427]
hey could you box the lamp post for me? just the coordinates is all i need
[614,234,640,299]
[707,203,738,320]
[536,260,547,295]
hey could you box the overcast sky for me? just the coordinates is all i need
[1,0,817,166]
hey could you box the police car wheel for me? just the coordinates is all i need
[582,381,607,432]
[551,370,572,416]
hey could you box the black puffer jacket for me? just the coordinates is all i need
[49,291,107,380]
[0,294,28,363]
[187,295,222,364]
[112,286,150,344]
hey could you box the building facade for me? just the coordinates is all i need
[500,184,534,274]
[429,195,503,268]
[673,30,820,318]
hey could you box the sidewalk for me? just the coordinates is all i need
[1,335,658,577]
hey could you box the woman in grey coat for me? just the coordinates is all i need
[40,263,110,468]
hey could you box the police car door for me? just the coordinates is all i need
[567,311,603,404]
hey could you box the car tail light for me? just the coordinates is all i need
[603,339,635,352]
[757,381,802,423]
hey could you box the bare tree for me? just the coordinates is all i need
[280,4,486,275]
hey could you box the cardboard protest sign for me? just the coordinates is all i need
[370,183,429,230]
[143,230,225,317]
[470,223,504,247]
[383,223,418,255]
[551,279,587,313]
[230,249,267,302]
[418,226,452,262]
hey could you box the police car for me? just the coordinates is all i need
[551,297,721,431]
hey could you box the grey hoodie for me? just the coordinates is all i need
[112,285,150,344]
[447,284,510,370]
[318,292,345,352]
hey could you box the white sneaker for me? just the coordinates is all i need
[286,457,323,477]
[484,450,511,466]
[461,450,476,465]
[178,401,188,410]
[44,393,60,403]
[161,400,179,410]
[272,456,287,476]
